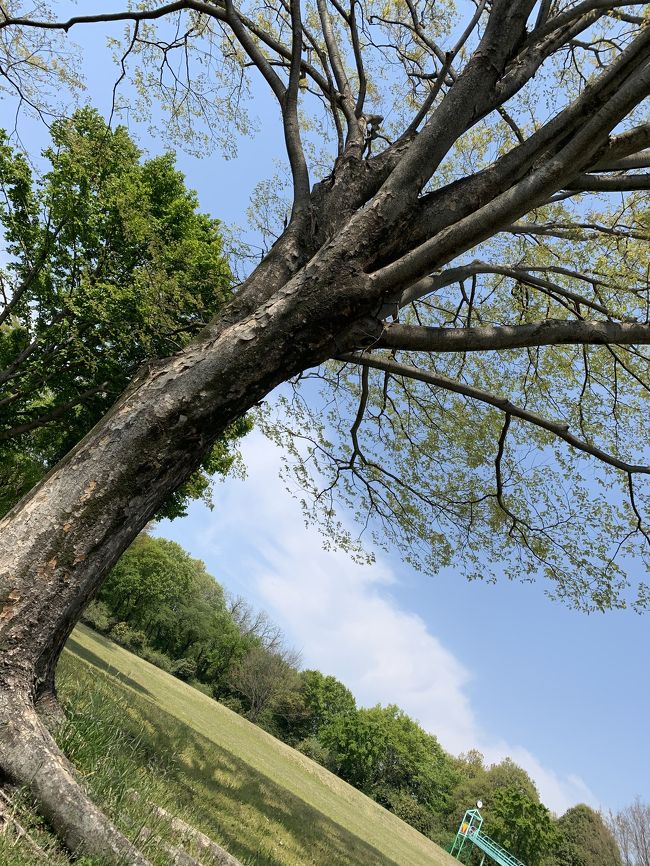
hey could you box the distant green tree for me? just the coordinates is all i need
[282,670,357,743]
[489,789,556,866]
[321,704,455,819]
[445,753,539,830]
[553,804,622,866]
[0,107,248,517]
[302,670,357,728]
[99,535,199,628]
[488,758,540,801]
[192,610,258,696]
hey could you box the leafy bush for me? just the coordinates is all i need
[171,658,197,681]
[189,679,213,697]
[380,788,435,837]
[81,600,113,633]
[140,647,173,672]
[296,737,333,768]
[219,695,245,715]
[110,622,148,652]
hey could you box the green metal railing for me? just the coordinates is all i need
[470,829,526,866]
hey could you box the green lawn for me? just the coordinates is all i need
[62,627,456,866]
[50,624,457,866]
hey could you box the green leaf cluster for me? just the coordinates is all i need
[547,804,622,866]
[0,107,247,517]
[489,788,557,866]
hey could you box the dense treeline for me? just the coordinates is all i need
[82,533,623,864]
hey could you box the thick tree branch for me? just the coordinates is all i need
[565,172,650,191]
[329,0,367,117]
[400,0,488,139]
[223,0,286,103]
[594,122,650,164]
[532,0,649,42]
[316,0,362,149]
[376,319,650,353]
[592,153,650,171]
[397,43,650,263]
[381,0,536,204]
[283,0,310,213]
[372,44,650,290]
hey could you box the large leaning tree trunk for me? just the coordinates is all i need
[2,1,650,862]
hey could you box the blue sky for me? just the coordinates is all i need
[5,1,649,820]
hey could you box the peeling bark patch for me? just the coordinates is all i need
[80,480,97,503]
[0,590,21,621]
[35,558,58,581]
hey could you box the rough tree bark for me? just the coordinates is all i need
[1,0,650,862]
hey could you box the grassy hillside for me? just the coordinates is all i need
[2,624,458,866]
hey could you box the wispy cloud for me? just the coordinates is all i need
[179,431,597,815]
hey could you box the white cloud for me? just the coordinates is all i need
[192,431,598,815]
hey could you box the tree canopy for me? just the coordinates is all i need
[0,107,248,517]
[488,788,556,866]
[1,1,650,862]
[552,804,622,866]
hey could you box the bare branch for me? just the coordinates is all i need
[506,221,649,241]
[348,362,369,466]
[398,262,612,314]
[335,352,650,475]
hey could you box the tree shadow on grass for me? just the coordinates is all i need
[60,634,426,866]
[139,704,403,866]
[64,635,153,700]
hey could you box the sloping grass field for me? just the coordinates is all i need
[2,624,458,866]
